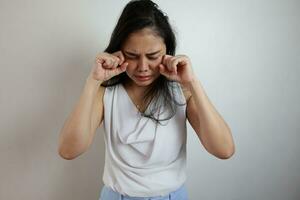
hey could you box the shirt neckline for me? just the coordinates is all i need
[120,83,150,114]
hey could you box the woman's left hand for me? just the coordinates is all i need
[159,54,196,85]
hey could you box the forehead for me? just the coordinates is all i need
[122,28,166,53]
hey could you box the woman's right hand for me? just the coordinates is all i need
[88,51,128,82]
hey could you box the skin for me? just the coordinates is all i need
[120,28,167,104]
[119,28,235,159]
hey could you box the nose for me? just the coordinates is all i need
[137,57,149,72]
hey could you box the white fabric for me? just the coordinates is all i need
[102,82,187,197]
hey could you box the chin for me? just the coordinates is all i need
[132,75,154,86]
[134,79,154,87]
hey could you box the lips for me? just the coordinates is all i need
[135,75,152,81]
[135,75,151,78]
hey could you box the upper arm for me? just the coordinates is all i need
[87,85,105,147]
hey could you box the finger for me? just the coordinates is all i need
[107,55,119,68]
[112,58,119,68]
[174,56,188,70]
[109,55,122,68]
[165,55,177,73]
[112,51,125,65]
[159,64,171,78]
[102,59,112,68]
[96,52,109,62]
[96,58,103,65]
[111,62,128,76]
[104,58,116,69]
[96,57,105,65]
[170,59,178,74]
[162,55,173,66]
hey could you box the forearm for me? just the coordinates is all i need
[184,78,235,159]
[58,76,102,159]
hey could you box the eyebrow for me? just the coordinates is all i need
[124,50,161,56]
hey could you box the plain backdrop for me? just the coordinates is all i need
[1,0,299,199]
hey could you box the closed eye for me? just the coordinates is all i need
[125,55,136,60]
[125,55,159,60]
[148,57,159,60]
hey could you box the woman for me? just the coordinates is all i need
[58,0,235,199]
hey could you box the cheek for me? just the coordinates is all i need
[150,60,162,70]
[124,59,161,71]
[125,66,134,74]
[124,64,136,76]
[125,60,137,68]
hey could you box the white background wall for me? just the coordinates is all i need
[1,0,299,199]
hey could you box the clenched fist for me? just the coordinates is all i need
[88,51,128,82]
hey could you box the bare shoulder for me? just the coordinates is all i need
[179,83,192,102]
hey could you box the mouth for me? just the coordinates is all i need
[135,75,152,81]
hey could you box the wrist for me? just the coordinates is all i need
[86,75,103,88]
[182,76,198,89]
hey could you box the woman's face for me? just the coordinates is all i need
[121,28,167,87]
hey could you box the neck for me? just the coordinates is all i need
[124,80,150,96]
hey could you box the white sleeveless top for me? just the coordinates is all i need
[102,82,187,197]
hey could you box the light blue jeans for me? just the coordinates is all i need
[98,184,189,200]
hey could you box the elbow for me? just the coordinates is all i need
[58,148,77,160]
[58,130,88,160]
[217,146,235,160]
[218,151,234,160]
[218,130,235,160]
[58,142,86,160]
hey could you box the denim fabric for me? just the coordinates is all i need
[98,184,189,200]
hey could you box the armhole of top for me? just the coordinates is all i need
[178,83,192,104]
[102,85,112,105]
[95,85,106,129]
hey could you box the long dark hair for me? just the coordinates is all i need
[101,0,186,125]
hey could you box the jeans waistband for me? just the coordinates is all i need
[103,184,186,200]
